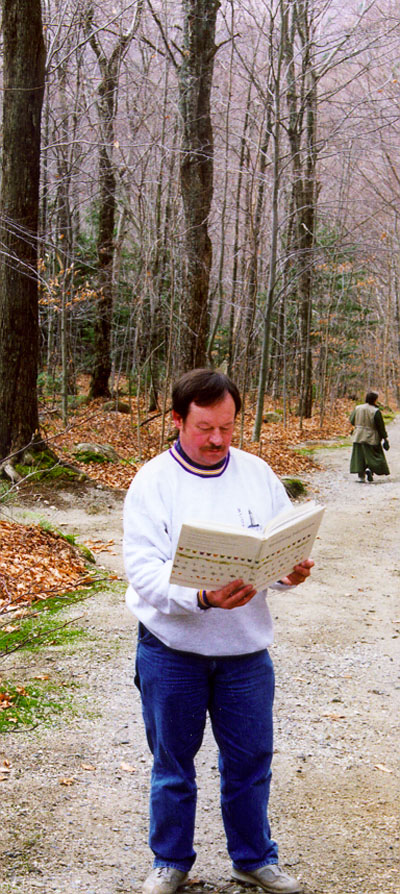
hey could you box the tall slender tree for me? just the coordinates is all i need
[178,0,220,371]
[283,0,317,420]
[0,0,46,466]
[85,1,143,398]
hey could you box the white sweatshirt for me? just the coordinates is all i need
[123,445,292,656]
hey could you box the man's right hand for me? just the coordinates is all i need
[205,579,257,610]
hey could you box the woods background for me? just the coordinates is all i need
[1,0,400,466]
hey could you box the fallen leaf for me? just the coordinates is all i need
[0,692,13,709]
[81,764,96,771]
[322,712,345,720]
[374,764,392,773]
[83,539,115,553]
[120,762,136,773]
[59,777,76,786]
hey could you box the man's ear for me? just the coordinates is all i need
[172,409,183,430]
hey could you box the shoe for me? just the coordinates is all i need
[231,863,302,893]
[366,470,373,482]
[143,866,188,894]
[357,474,365,482]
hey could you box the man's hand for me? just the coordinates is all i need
[204,559,315,608]
[205,579,257,610]
[280,558,314,586]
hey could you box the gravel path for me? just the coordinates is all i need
[1,418,399,894]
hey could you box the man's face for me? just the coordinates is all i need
[172,392,236,467]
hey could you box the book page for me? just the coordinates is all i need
[169,524,261,589]
[169,503,324,591]
[263,500,319,535]
[251,507,324,589]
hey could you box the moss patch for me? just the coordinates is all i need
[0,582,111,729]
[0,588,91,658]
[0,678,74,731]
[282,477,307,498]
[14,462,79,482]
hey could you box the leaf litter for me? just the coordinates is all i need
[0,395,354,721]
[0,521,93,615]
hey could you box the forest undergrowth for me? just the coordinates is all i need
[40,383,355,488]
[0,386,360,723]
[0,384,356,614]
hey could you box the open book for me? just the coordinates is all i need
[170,501,324,591]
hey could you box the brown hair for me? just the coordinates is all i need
[172,368,241,421]
[365,391,378,405]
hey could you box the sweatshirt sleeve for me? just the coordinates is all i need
[123,466,199,615]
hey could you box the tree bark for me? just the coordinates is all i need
[252,14,283,441]
[86,3,143,398]
[178,0,220,372]
[284,0,316,420]
[0,0,46,461]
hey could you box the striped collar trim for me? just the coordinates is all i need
[169,441,230,478]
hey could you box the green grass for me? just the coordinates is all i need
[0,481,11,500]
[0,580,113,730]
[0,586,100,658]
[0,678,75,731]
[295,437,352,455]
[293,446,317,456]
[315,438,353,449]
[0,589,90,730]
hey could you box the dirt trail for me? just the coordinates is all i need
[1,419,399,894]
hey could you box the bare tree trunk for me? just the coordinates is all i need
[284,0,317,420]
[207,14,235,364]
[0,0,46,462]
[251,5,285,442]
[178,0,220,372]
[55,54,74,424]
[228,82,252,377]
[86,2,143,398]
[252,100,281,441]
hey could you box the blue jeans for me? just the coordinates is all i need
[135,623,278,872]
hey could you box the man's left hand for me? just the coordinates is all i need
[280,558,314,586]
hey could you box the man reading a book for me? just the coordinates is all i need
[124,368,314,894]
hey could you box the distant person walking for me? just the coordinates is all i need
[350,391,390,482]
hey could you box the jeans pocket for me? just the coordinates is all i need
[138,621,156,645]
